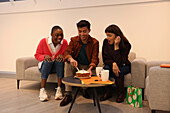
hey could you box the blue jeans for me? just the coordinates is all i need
[103,64,131,79]
[39,59,64,79]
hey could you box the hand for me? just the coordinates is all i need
[44,55,53,62]
[114,36,121,47]
[56,54,64,62]
[87,66,93,76]
[69,57,78,67]
[112,62,120,77]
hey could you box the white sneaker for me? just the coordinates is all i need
[55,87,63,100]
[39,88,48,102]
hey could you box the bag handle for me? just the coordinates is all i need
[128,86,138,96]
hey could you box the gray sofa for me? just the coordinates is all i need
[16,52,146,92]
[146,61,170,113]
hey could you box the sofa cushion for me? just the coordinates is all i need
[25,66,58,82]
[124,73,132,87]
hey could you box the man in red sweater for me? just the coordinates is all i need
[34,26,68,102]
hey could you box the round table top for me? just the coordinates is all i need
[62,76,111,87]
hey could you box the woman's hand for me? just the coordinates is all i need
[44,55,53,62]
[68,57,78,68]
[112,62,120,77]
[56,54,64,62]
[114,36,121,50]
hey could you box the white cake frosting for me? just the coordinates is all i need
[76,70,89,73]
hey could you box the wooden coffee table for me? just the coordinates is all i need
[62,76,113,113]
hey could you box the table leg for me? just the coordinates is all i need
[68,87,79,113]
[93,88,102,113]
[93,92,96,106]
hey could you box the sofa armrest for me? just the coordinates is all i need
[16,57,38,80]
[148,66,170,110]
[146,61,170,77]
[131,58,146,88]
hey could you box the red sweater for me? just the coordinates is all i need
[34,38,68,62]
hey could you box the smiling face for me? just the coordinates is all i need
[78,26,90,43]
[106,32,117,45]
[51,29,63,46]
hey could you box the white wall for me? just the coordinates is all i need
[0,1,170,72]
[0,0,163,14]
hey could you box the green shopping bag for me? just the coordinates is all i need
[126,85,142,108]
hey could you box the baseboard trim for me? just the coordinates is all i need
[0,71,16,75]
[0,71,16,79]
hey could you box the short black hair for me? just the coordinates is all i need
[51,26,63,34]
[76,20,91,30]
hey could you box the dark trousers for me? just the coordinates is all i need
[103,64,131,96]
[103,64,131,79]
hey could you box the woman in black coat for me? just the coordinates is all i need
[100,24,131,103]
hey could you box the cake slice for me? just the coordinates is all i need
[76,70,90,77]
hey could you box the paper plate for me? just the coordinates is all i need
[74,76,91,79]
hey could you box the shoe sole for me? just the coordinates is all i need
[100,95,112,101]
[40,98,48,102]
[60,99,72,106]
[55,97,63,100]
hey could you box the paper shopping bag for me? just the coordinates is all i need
[126,85,142,108]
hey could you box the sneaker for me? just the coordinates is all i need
[55,87,63,100]
[39,88,48,102]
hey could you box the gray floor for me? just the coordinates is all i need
[0,74,169,113]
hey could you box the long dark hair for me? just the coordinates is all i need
[105,24,129,50]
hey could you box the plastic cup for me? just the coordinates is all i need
[101,70,109,81]
[96,67,103,77]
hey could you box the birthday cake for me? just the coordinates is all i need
[76,70,90,77]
